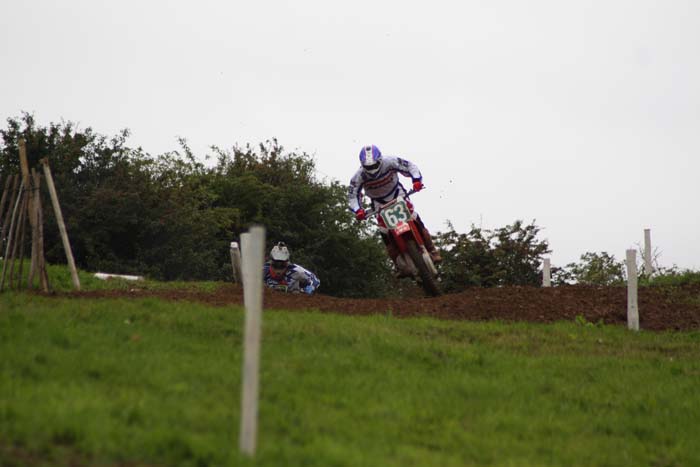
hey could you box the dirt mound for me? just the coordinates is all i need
[64,283,700,332]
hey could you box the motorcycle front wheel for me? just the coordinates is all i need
[405,238,441,297]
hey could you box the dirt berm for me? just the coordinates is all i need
[65,284,700,332]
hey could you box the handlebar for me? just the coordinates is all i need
[363,188,419,218]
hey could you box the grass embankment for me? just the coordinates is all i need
[0,261,221,294]
[1,290,699,467]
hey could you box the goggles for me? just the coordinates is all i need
[363,161,380,172]
[271,260,288,272]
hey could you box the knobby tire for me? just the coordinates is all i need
[406,239,441,297]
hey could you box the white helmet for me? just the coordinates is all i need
[270,242,290,274]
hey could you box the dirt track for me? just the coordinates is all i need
[65,283,700,332]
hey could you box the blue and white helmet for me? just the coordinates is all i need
[270,242,290,274]
[359,144,382,176]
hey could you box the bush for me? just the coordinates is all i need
[434,220,550,292]
[559,252,626,286]
[647,268,700,287]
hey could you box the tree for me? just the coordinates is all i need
[562,252,625,286]
[490,220,551,286]
[434,223,499,290]
[434,219,550,292]
[1,116,394,296]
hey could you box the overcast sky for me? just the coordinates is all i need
[2,0,699,270]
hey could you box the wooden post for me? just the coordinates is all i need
[643,228,652,277]
[32,169,49,293]
[239,226,266,456]
[542,258,551,287]
[1,175,19,246]
[35,172,49,292]
[28,189,38,289]
[0,174,12,230]
[27,168,48,292]
[13,194,29,288]
[230,241,242,284]
[18,140,38,289]
[28,169,42,289]
[0,182,24,291]
[18,140,31,186]
[40,158,80,291]
[626,249,639,331]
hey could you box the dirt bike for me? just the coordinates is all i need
[364,190,441,297]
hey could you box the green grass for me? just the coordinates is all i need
[647,269,700,287]
[0,260,222,293]
[1,292,700,467]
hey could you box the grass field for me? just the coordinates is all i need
[2,286,700,467]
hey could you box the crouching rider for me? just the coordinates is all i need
[348,144,442,269]
[263,242,320,294]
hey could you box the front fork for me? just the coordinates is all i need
[391,221,438,277]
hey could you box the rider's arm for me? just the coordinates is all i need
[290,265,320,293]
[347,170,365,213]
[389,156,422,183]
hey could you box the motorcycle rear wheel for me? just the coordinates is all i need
[406,239,441,297]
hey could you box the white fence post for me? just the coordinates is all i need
[626,249,639,331]
[542,258,551,287]
[230,241,242,284]
[643,228,652,277]
[238,226,265,456]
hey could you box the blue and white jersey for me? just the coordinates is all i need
[347,155,422,213]
[263,262,321,294]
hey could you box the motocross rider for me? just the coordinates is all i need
[263,242,320,294]
[348,144,442,267]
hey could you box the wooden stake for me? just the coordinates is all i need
[18,139,31,188]
[18,140,41,290]
[15,194,29,288]
[17,140,31,288]
[8,192,24,287]
[40,158,80,291]
[0,182,24,291]
[0,174,12,229]
[1,175,19,247]
[34,173,49,292]
[28,169,41,289]
[9,193,28,288]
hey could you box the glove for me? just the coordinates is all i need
[355,208,367,221]
[412,180,424,192]
[303,284,315,295]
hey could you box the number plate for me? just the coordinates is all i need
[380,198,411,230]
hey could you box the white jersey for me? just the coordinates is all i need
[263,262,320,293]
[347,155,422,212]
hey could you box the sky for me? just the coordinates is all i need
[2,0,699,270]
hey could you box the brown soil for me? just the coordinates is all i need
[59,283,700,332]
